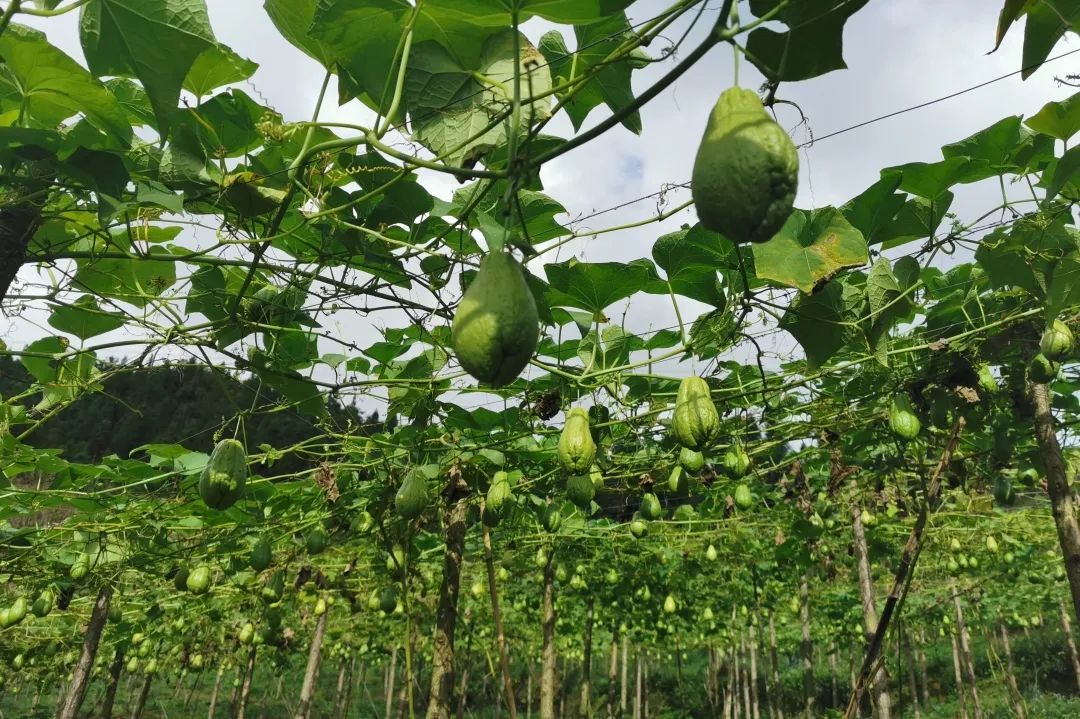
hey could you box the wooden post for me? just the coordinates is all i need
[799,575,814,719]
[56,586,113,719]
[1061,599,1080,690]
[207,665,224,719]
[484,522,518,719]
[749,625,761,719]
[236,644,258,719]
[620,635,629,717]
[541,550,557,719]
[580,597,594,717]
[295,609,329,719]
[100,648,125,719]
[953,595,983,719]
[1029,380,1080,624]
[950,633,968,719]
[386,648,398,719]
[607,626,620,718]
[998,624,1026,719]
[852,503,892,719]
[130,673,153,719]
[426,483,470,719]
[769,614,784,719]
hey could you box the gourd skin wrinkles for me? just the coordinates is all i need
[691,87,799,244]
[452,251,539,387]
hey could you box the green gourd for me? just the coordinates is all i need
[250,536,272,572]
[186,566,212,594]
[722,444,750,478]
[691,87,799,243]
[679,447,705,472]
[395,470,429,520]
[199,439,248,510]
[483,471,513,527]
[888,395,921,440]
[1040,319,1074,360]
[30,589,54,618]
[672,376,719,451]
[306,526,329,555]
[451,251,539,387]
[734,483,753,510]
[640,493,663,521]
[558,408,597,473]
[566,474,596,509]
[1028,353,1059,384]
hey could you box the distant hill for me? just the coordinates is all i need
[0,356,385,476]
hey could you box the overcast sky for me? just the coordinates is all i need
[5,1,1077,407]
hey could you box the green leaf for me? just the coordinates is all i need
[940,115,1048,182]
[136,181,184,214]
[80,0,217,134]
[780,283,848,367]
[182,44,258,99]
[538,14,642,134]
[993,0,1035,52]
[20,336,70,384]
[104,78,157,129]
[544,259,660,318]
[1020,0,1080,79]
[885,158,976,199]
[192,89,273,158]
[0,25,131,143]
[310,0,410,113]
[405,30,552,167]
[263,0,334,66]
[863,259,913,363]
[1044,145,1080,203]
[745,0,871,82]
[688,309,735,357]
[47,297,126,340]
[1026,92,1080,141]
[752,208,868,294]
[73,248,178,308]
[876,194,954,250]
[650,224,735,307]
[419,0,634,25]
[841,175,906,244]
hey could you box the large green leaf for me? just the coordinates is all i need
[745,0,871,82]
[779,282,847,367]
[405,30,551,167]
[1026,92,1080,142]
[263,0,334,66]
[73,249,179,308]
[539,13,642,134]
[650,224,737,307]
[0,25,131,143]
[1020,0,1080,79]
[940,115,1052,182]
[310,0,410,113]
[182,44,258,99]
[47,296,126,341]
[544,259,660,318]
[80,0,217,134]
[752,208,868,293]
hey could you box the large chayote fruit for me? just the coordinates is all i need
[691,87,799,244]
[451,251,539,387]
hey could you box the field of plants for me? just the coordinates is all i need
[3,1,1080,718]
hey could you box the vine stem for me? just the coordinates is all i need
[0,0,21,38]
[16,0,91,16]
[227,69,333,318]
[843,415,966,719]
